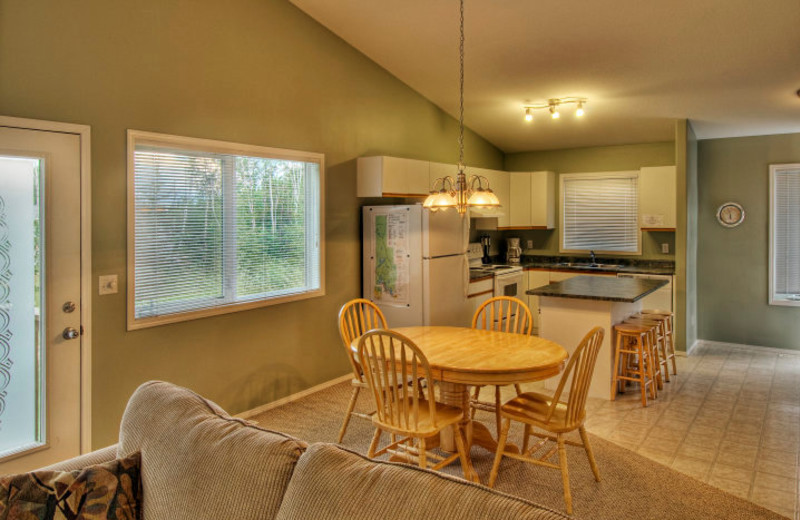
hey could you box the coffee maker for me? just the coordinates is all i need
[506,237,522,264]
[480,234,492,264]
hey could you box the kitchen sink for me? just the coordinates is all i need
[555,262,620,270]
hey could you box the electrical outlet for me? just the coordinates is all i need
[661,243,670,254]
[526,240,533,249]
[99,274,118,295]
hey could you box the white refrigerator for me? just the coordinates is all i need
[362,205,471,327]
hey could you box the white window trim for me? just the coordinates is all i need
[126,130,325,330]
[559,171,641,255]
[769,163,800,306]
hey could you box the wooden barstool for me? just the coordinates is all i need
[641,309,677,376]
[612,323,657,406]
[624,316,668,386]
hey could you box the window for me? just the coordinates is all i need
[770,163,800,306]
[127,131,324,329]
[560,172,640,254]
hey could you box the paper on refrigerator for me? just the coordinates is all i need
[371,209,410,306]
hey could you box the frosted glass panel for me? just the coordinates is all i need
[0,157,43,458]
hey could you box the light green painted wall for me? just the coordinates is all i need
[0,0,503,447]
[503,142,676,260]
[674,120,698,351]
[698,133,800,350]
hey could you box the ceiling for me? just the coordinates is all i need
[289,0,800,153]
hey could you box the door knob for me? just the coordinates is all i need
[62,327,80,340]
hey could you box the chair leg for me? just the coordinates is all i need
[579,426,601,482]
[337,386,360,443]
[418,437,427,469]
[636,337,648,407]
[557,434,573,515]
[522,424,531,454]
[495,386,503,436]
[488,418,511,488]
[367,428,382,458]
[453,425,475,483]
[471,386,481,420]
[514,383,522,395]
[611,332,622,400]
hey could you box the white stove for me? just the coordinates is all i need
[468,243,524,298]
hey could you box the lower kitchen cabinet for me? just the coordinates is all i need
[526,271,550,334]
[467,278,493,323]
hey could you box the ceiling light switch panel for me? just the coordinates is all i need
[99,275,118,295]
[661,243,670,254]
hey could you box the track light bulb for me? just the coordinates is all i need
[524,108,533,122]
[550,105,560,119]
[576,102,585,117]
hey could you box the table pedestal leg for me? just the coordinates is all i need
[438,382,479,482]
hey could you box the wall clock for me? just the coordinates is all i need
[716,202,745,228]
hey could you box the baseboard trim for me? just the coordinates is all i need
[236,374,352,420]
[695,339,800,357]
[683,340,700,357]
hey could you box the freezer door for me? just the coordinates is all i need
[422,254,472,327]
[422,208,468,258]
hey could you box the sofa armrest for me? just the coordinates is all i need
[38,444,119,472]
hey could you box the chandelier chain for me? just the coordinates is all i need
[458,0,465,170]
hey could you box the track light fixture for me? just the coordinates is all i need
[522,97,587,122]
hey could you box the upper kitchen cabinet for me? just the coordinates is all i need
[504,171,556,229]
[639,166,677,230]
[469,167,509,228]
[357,156,430,198]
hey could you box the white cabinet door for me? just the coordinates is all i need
[639,166,676,229]
[531,171,556,229]
[357,156,430,197]
[527,270,550,333]
[509,172,532,227]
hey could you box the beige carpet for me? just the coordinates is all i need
[250,381,788,520]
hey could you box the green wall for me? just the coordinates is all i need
[674,120,698,351]
[0,0,503,447]
[697,133,800,350]
[503,142,676,260]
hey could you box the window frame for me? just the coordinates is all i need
[559,171,641,256]
[126,130,325,330]
[769,163,800,307]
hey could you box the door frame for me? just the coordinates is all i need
[0,115,92,453]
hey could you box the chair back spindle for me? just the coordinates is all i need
[357,330,436,433]
[472,296,533,335]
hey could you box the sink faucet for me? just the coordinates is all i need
[590,250,596,264]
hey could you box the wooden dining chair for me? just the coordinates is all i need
[336,299,387,443]
[471,296,534,433]
[357,329,471,476]
[488,327,605,515]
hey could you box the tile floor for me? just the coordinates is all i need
[581,341,800,519]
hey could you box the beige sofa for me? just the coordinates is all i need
[45,381,567,520]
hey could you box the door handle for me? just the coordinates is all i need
[62,327,80,340]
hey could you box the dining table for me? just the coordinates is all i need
[352,325,568,482]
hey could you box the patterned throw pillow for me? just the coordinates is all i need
[0,452,141,520]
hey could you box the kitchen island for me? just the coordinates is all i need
[527,275,668,400]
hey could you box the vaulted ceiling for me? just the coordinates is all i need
[290,0,800,153]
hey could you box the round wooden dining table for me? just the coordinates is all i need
[352,325,567,482]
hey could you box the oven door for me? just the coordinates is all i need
[494,271,523,298]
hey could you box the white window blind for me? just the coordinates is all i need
[128,131,323,328]
[770,164,800,305]
[561,173,639,253]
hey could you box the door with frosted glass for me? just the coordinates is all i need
[0,125,82,473]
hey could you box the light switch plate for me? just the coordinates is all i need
[527,240,533,249]
[99,274,118,295]
[661,243,670,254]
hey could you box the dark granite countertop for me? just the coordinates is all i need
[527,275,668,302]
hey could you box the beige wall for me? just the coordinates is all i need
[674,120,699,351]
[0,0,503,447]
[504,142,676,260]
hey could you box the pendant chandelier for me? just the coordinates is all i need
[423,0,500,215]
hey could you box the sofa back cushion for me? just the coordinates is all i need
[117,381,306,520]
[275,443,569,520]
